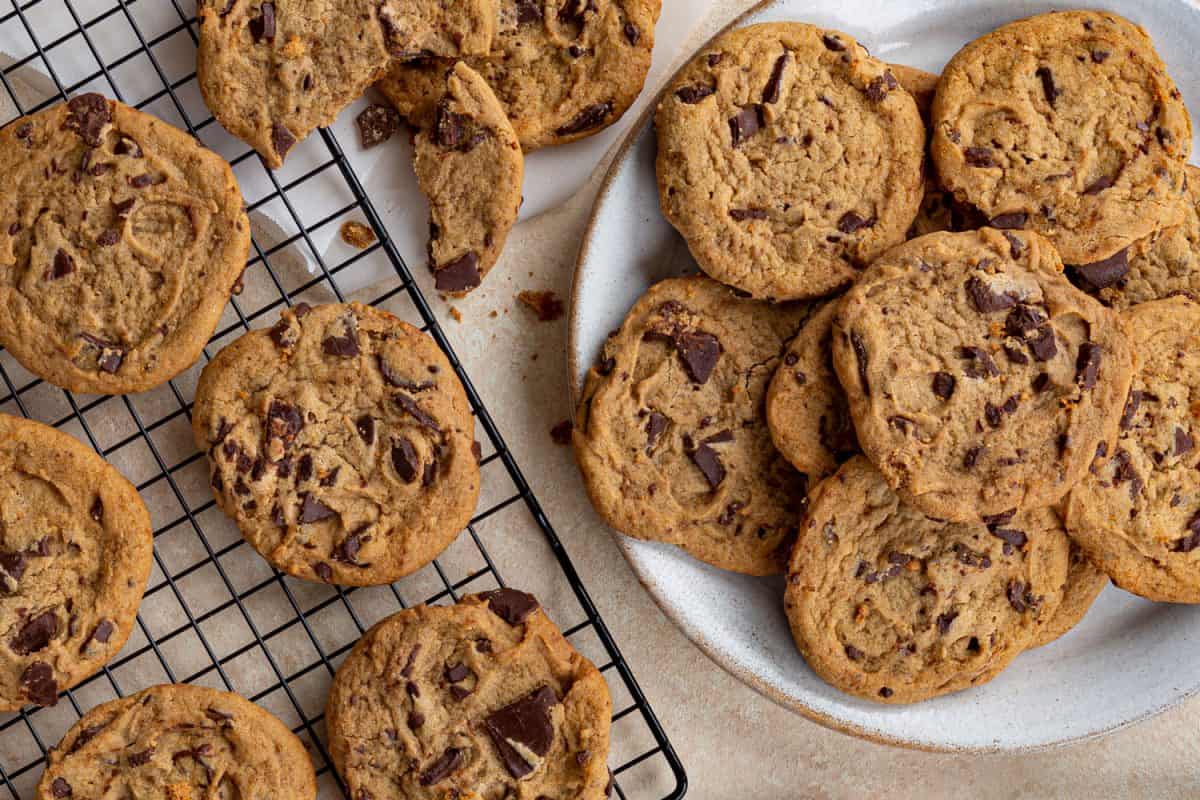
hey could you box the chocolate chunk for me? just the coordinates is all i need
[965,275,1017,313]
[391,438,420,483]
[728,105,764,147]
[444,662,469,683]
[21,661,57,706]
[1069,249,1129,291]
[395,393,441,432]
[821,34,845,51]
[677,331,720,384]
[982,509,1015,528]
[879,687,893,698]
[1175,427,1193,456]
[266,400,303,444]
[298,494,335,523]
[1002,344,1029,365]
[959,346,999,378]
[482,587,539,625]
[1006,580,1034,613]
[90,619,114,645]
[484,685,558,779]
[837,211,873,234]
[964,147,995,167]
[12,611,58,654]
[1119,390,1141,430]
[931,372,956,400]
[333,531,362,564]
[690,443,725,488]
[1035,66,1060,106]
[864,71,898,102]
[556,102,613,136]
[321,331,359,357]
[63,93,110,147]
[844,644,864,661]
[96,229,120,247]
[205,707,233,724]
[936,610,958,635]
[1084,175,1114,195]
[989,527,1027,549]
[249,2,275,42]
[1004,232,1025,258]
[50,777,71,797]
[270,122,295,160]
[378,357,436,391]
[763,52,789,103]
[1004,304,1046,336]
[313,562,333,582]
[984,402,1003,428]
[1075,343,1101,389]
[623,22,640,45]
[435,251,481,293]
[645,411,668,454]
[963,445,985,468]
[114,136,142,158]
[296,453,313,482]
[356,104,400,149]
[989,212,1028,230]
[1172,513,1200,552]
[50,249,74,279]
[0,551,27,583]
[422,456,439,486]
[128,746,155,766]
[675,84,716,104]
[356,415,375,444]
[1026,326,1057,362]
[850,332,870,394]
[127,173,160,188]
[419,747,464,786]
[729,207,768,221]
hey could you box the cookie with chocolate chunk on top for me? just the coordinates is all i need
[192,302,479,586]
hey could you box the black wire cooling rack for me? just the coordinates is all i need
[0,1,687,797]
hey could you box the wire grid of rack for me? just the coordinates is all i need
[0,0,687,797]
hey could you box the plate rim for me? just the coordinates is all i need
[567,0,1200,753]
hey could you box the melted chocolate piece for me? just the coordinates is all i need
[965,275,1017,312]
[676,331,720,384]
[298,494,335,523]
[556,102,613,136]
[762,52,789,103]
[434,251,481,293]
[391,438,420,483]
[419,747,463,786]
[270,122,295,160]
[728,105,764,147]
[931,371,956,400]
[249,2,276,42]
[690,443,725,488]
[21,661,57,706]
[675,84,715,104]
[1035,66,1060,106]
[11,611,58,655]
[484,685,558,779]
[1069,249,1130,291]
[63,93,110,147]
[481,587,539,625]
[395,393,441,432]
[356,104,400,149]
[1075,343,1102,389]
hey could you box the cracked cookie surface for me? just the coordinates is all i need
[0,413,152,711]
[573,276,812,575]
[0,94,249,394]
[1065,295,1200,602]
[327,589,611,800]
[37,683,316,800]
[932,10,1193,266]
[785,456,1070,704]
[654,22,924,300]
[193,301,479,586]
[832,228,1134,523]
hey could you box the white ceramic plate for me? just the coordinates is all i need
[569,0,1200,751]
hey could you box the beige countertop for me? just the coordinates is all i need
[402,2,1200,797]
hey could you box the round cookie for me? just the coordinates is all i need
[37,683,316,799]
[932,10,1193,266]
[1068,165,1200,310]
[327,589,611,799]
[785,456,1071,704]
[0,413,152,711]
[832,228,1135,523]
[192,301,479,586]
[765,299,859,481]
[377,0,662,151]
[1030,540,1107,648]
[654,22,925,301]
[414,62,524,295]
[1065,295,1200,602]
[0,94,250,395]
[573,277,814,575]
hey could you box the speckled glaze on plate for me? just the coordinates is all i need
[569,0,1200,752]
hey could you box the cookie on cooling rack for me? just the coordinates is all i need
[0,93,249,395]
[192,301,479,586]
[932,10,1192,266]
[414,62,523,295]
[376,0,663,150]
[785,456,1070,704]
[0,413,152,711]
[37,683,315,799]
[327,588,612,800]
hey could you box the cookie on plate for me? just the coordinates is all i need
[785,456,1070,704]
[0,413,152,711]
[1067,165,1200,310]
[192,302,479,586]
[932,10,1193,266]
[1065,295,1200,602]
[327,589,611,799]
[832,228,1135,523]
[37,683,316,799]
[765,299,859,481]
[1030,540,1107,648]
[574,276,813,575]
[654,22,925,301]
[0,94,249,395]
[381,0,498,60]
[414,62,524,295]
[377,0,662,151]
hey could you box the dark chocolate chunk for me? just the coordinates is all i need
[1084,175,1114,195]
[1075,343,1101,389]
[645,411,668,454]
[270,122,295,160]
[989,527,1027,549]
[556,102,613,136]
[844,644,864,661]
[1002,344,1029,365]
[1006,580,1034,613]
[11,611,58,655]
[931,372,956,400]
[1069,248,1129,291]
[128,173,161,189]
[959,346,999,378]
[434,251,481,293]
[864,71,898,102]
[50,777,71,797]
[90,619,114,645]
[249,2,276,42]
[114,136,142,158]
[850,332,870,394]
[837,211,873,234]
[690,443,725,488]
[419,747,464,786]
[50,249,74,279]
[1004,304,1046,336]
[728,105,764,147]
[623,22,640,45]
[481,587,539,625]
[676,331,720,384]
[313,562,333,582]
[1025,326,1057,362]
[675,84,715,104]
[484,685,558,779]
[96,229,120,247]
[1119,390,1142,430]
[964,147,995,167]
[984,402,1003,428]
[763,52,789,103]
[1175,427,1193,456]
[298,493,335,523]
[1172,512,1200,552]
[1035,66,1060,106]
[821,34,845,51]
[355,415,375,444]
[1004,232,1025,258]
[21,661,57,706]
[266,400,303,444]
[729,207,768,221]
[128,746,155,766]
[444,662,469,683]
[63,93,110,147]
[322,329,359,357]
[395,393,441,432]
[965,275,1017,313]
[936,610,958,635]
[989,212,1028,230]
[356,104,401,149]
[963,445,985,468]
[333,531,362,564]
[391,438,420,483]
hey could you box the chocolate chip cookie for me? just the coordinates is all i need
[932,10,1193,266]
[1065,295,1200,602]
[833,228,1135,523]
[414,62,523,295]
[0,94,250,394]
[1031,540,1107,647]
[377,0,662,151]
[192,302,479,586]
[37,683,316,799]
[327,589,611,799]
[382,0,498,60]
[765,299,858,481]
[889,64,960,239]
[654,22,925,301]
[0,413,152,711]
[1067,165,1200,310]
[574,276,813,575]
[785,456,1070,704]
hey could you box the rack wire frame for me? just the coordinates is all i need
[0,1,687,797]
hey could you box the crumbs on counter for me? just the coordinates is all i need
[449,306,463,323]
[550,420,573,445]
[340,220,377,249]
[517,290,565,322]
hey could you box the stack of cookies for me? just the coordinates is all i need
[198,0,663,295]
[574,11,1200,704]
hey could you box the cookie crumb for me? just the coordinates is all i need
[517,290,565,321]
[449,307,463,323]
[550,420,573,445]
[356,104,401,149]
[340,220,376,249]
